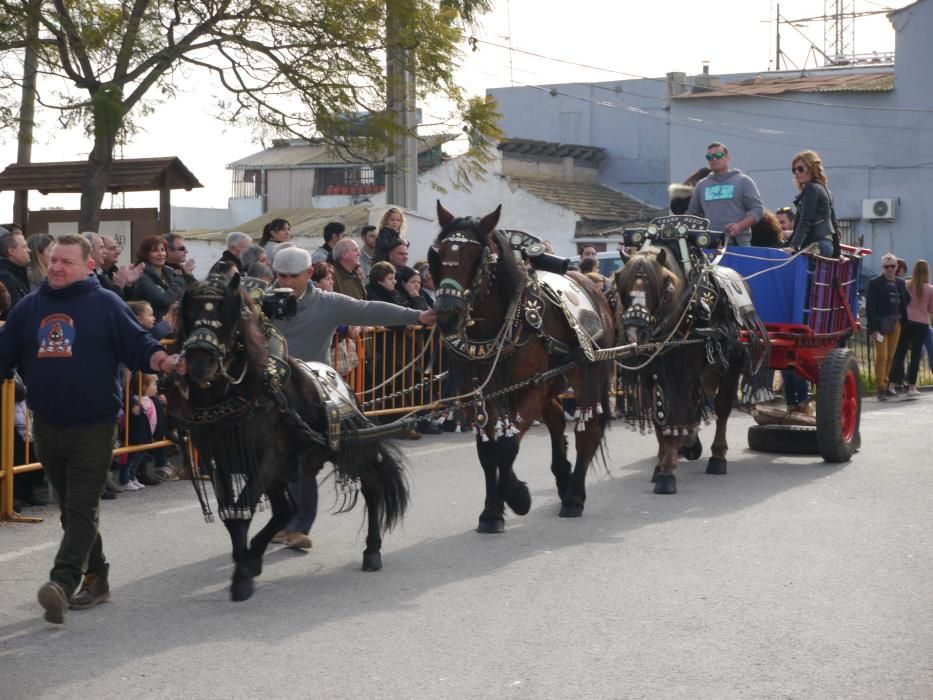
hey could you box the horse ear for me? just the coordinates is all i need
[427,244,441,282]
[437,200,454,227]
[655,247,667,267]
[480,205,501,234]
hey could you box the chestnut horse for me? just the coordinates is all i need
[428,202,615,531]
[613,244,769,494]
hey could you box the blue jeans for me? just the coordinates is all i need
[286,477,318,535]
[925,326,933,371]
[783,370,810,406]
[817,238,834,257]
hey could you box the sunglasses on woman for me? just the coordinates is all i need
[792,165,807,174]
[705,152,726,161]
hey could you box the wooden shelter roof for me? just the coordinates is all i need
[0,157,202,194]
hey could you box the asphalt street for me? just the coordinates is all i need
[1,396,931,699]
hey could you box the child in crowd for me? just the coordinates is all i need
[122,372,175,488]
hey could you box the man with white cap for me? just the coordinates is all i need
[269,246,435,549]
[271,247,435,364]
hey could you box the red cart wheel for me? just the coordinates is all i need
[816,348,861,463]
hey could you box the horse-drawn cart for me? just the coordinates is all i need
[721,243,871,462]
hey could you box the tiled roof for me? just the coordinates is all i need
[674,71,893,99]
[508,176,665,236]
[182,204,372,241]
[0,157,202,194]
[499,139,606,164]
[228,134,455,169]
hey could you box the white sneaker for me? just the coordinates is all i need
[132,479,145,490]
[123,480,140,491]
[907,386,921,396]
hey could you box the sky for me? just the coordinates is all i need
[0,0,910,222]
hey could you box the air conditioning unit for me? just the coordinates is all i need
[862,198,897,220]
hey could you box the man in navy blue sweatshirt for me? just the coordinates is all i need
[0,234,182,624]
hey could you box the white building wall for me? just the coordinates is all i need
[413,153,581,257]
[171,205,233,231]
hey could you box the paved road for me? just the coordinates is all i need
[1,397,931,699]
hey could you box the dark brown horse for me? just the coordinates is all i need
[613,242,769,494]
[167,273,408,601]
[428,202,615,531]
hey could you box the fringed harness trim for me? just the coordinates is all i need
[433,221,610,436]
[616,220,771,436]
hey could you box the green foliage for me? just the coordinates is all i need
[0,0,501,223]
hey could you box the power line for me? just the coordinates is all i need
[471,37,933,114]
[486,73,933,160]
[482,57,933,133]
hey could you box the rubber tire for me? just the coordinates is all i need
[747,424,820,455]
[816,348,861,463]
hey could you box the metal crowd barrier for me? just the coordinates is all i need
[332,325,447,417]
[0,369,173,523]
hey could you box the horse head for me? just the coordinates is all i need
[178,273,256,387]
[429,201,503,335]
[613,246,682,345]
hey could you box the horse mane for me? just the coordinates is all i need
[489,229,527,305]
[614,246,683,315]
[750,210,784,247]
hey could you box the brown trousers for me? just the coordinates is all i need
[874,322,902,391]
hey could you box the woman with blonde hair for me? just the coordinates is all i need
[26,233,54,290]
[785,149,838,257]
[888,259,933,396]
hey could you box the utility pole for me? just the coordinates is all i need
[13,1,41,229]
[385,0,418,211]
[775,3,782,70]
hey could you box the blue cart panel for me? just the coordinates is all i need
[719,247,863,334]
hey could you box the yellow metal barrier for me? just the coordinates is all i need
[339,326,446,417]
[1,368,176,524]
[2,329,448,522]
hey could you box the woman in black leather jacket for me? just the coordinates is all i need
[786,150,837,257]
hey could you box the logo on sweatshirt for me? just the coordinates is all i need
[37,313,75,358]
[704,184,736,202]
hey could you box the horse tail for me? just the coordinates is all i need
[373,442,409,532]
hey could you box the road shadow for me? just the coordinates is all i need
[0,424,847,696]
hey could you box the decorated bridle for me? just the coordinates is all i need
[182,275,251,385]
[432,218,499,312]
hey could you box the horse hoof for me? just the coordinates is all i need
[506,480,532,516]
[651,465,661,483]
[653,474,677,495]
[476,518,505,534]
[706,457,727,475]
[361,551,383,572]
[559,501,584,518]
[230,577,254,602]
[679,437,703,461]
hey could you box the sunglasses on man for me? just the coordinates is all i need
[776,206,793,215]
[170,246,186,252]
[705,152,726,161]
[883,264,897,269]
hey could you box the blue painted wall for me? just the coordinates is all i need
[489,0,933,275]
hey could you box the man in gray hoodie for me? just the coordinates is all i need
[271,247,434,363]
[687,142,764,246]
